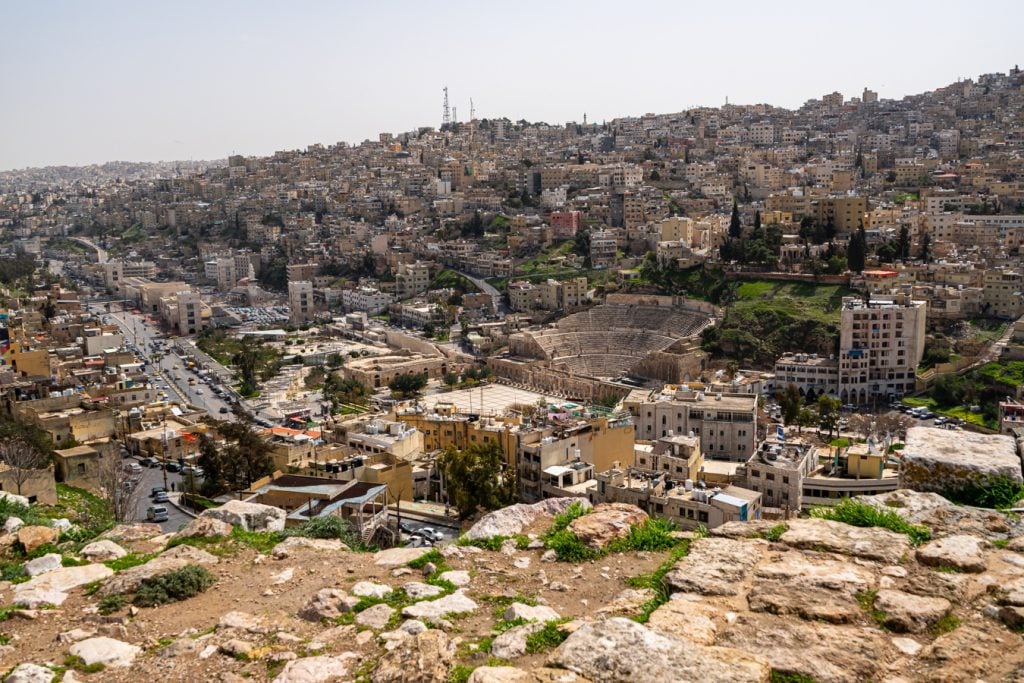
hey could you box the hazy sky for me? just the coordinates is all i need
[2,0,1021,170]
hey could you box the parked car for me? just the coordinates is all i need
[125,462,143,475]
[153,491,170,503]
[164,462,181,473]
[150,487,165,497]
[147,506,169,522]
[413,527,444,542]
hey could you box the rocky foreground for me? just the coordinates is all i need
[2,491,1024,682]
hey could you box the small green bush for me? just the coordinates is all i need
[931,613,961,637]
[408,549,446,570]
[607,518,681,553]
[546,501,589,536]
[628,542,691,623]
[943,475,1024,510]
[448,664,475,683]
[282,516,357,542]
[98,594,128,615]
[134,565,216,608]
[544,529,599,562]
[105,553,157,572]
[64,654,105,674]
[524,619,571,653]
[810,499,931,546]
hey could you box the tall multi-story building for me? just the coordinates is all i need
[837,295,926,405]
[288,280,315,324]
[983,269,1023,319]
[215,257,237,291]
[396,261,432,299]
[176,292,205,336]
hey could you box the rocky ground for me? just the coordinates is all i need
[2,491,1024,682]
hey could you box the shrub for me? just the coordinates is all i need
[281,515,356,542]
[134,565,216,607]
[607,518,681,553]
[942,475,1024,510]
[524,619,571,653]
[408,549,446,571]
[64,654,105,674]
[544,529,599,562]
[105,553,157,572]
[546,501,589,536]
[98,594,128,615]
[810,498,931,546]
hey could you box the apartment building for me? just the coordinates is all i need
[837,295,926,405]
[983,269,1023,319]
[815,196,868,234]
[772,353,839,399]
[623,388,758,461]
[176,292,206,335]
[341,286,393,315]
[288,280,315,324]
[396,261,432,299]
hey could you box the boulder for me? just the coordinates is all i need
[298,588,359,622]
[272,654,360,683]
[356,603,395,630]
[172,516,233,540]
[548,617,770,683]
[595,588,658,618]
[97,548,215,597]
[57,628,97,644]
[567,503,647,550]
[465,498,593,540]
[861,489,1011,538]
[68,636,141,668]
[2,516,24,535]
[14,563,113,607]
[647,596,718,645]
[101,523,163,542]
[779,518,910,563]
[199,499,286,533]
[351,581,393,599]
[490,622,546,659]
[271,536,347,559]
[0,491,30,507]
[403,582,444,599]
[718,612,889,683]
[80,540,127,562]
[373,547,431,567]
[468,668,591,683]
[746,553,876,624]
[438,570,471,587]
[218,611,268,634]
[873,589,951,633]
[898,427,1021,495]
[219,639,254,659]
[401,590,478,620]
[503,602,560,623]
[17,525,59,554]
[663,537,768,596]
[915,535,987,573]
[24,553,63,577]
[4,663,54,683]
[159,543,219,564]
[371,629,455,683]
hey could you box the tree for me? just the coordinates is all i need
[753,210,762,232]
[97,455,142,523]
[198,420,274,495]
[323,373,369,411]
[233,336,264,397]
[898,225,911,261]
[388,372,428,397]
[0,437,46,496]
[778,384,802,426]
[817,395,842,440]
[795,407,817,434]
[443,372,459,389]
[847,226,866,273]
[848,414,874,442]
[919,232,932,263]
[436,441,516,520]
[729,200,742,239]
[326,353,344,369]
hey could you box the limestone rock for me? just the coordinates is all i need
[746,553,875,624]
[272,653,360,683]
[352,581,393,599]
[596,588,658,618]
[68,636,141,668]
[873,589,951,633]
[357,603,396,630]
[2,516,24,535]
[401,590,478,620]
[160,543,219,564]
[4,663,55,683]
[468,668,591,683]
[371,629,455,683]
[14,563,113,607]
[271,536,348,559]
[0,491,30,507]
[298,588,359,621]
[898,427,1021,495]
[861,489,1008,538]
[567,503,647,550]
[780,517,910,563]
[465,498,593,540]
[199,499,286,533]
[403,582,444,599]
[647,596,718,645]
[374,547,430,567]
[17,525,59,554]
[57,628,97,644]
[220,639,254,658]
[100,523,163,542]
[80,540,127,562]
[490,622,545,659]
[218,611,267,634]
[718,612,889,683]
[915,535,987,573]
[892,637,922,656]
[504,602,560,623]
[98,551,214,597]
[438,570,471,587]
[24,553,62,577]
[548,617,770,683]
[173,516,233,540]
[662,537,768,596]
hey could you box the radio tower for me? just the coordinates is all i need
[469,98,475,146]
[442,87,451,128]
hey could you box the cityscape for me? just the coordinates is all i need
[1,6,1024,679]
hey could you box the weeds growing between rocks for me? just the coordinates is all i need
[627,542,692,623]
[811,498,931,546]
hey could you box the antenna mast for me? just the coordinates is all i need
[442,86,451,128]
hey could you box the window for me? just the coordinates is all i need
[77,463,86,475]
[782,476,789,484]
[766,473,775,481]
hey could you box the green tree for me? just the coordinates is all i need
[198,421,274,495]
[847,226,867,273]
[323,373,369,411]
[778,384,803,426]
[898,225,911,261]
[817,395,842,439]
[729,200,742,239]
[919,232,932,263]
[233,336,263,397]
[436,441,517,520]
[388,372,428,397]
[796,407,817,434]
[753,210,762,231]
[326,353,344,369]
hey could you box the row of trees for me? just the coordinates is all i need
[777,384,913,441]
[197,420,274,497]
[436,440,516,520]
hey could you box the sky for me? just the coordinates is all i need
[1,0,1022,170]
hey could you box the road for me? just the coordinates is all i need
[88,302,236,420]
[129,460,191,532]
[70,236,108,263]
[454,269,509,316]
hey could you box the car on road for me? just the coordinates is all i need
[164,462,181,473]
[413,527,444,542]
[150,486,165,497]
[125,462,143,475]
[147,505,169,522]
[152,491,170,503]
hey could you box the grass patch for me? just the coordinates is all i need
[547,501,589,534]
[992,539,1010,549]
[627,542,692,623]
[64,654,105,674]
[167,526,285,556]
[810,498,931,546]
[407,549,447,571]
[524,618,571,654]
[934,565,962,574]
[856,589,887,627]
[606,517,682,553]
[134,565,216,608]
[770,671,822,683]
[0,561,28,584]
[543,529,599,562]
[931,613,961,637]
[942,475,1024,510]
[448,664,475,683]
[455,534,531,551]
[104,552,157,572]
[751,524,788,542]
[98,594,129,615]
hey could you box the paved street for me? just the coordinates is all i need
[128,459,192,532]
